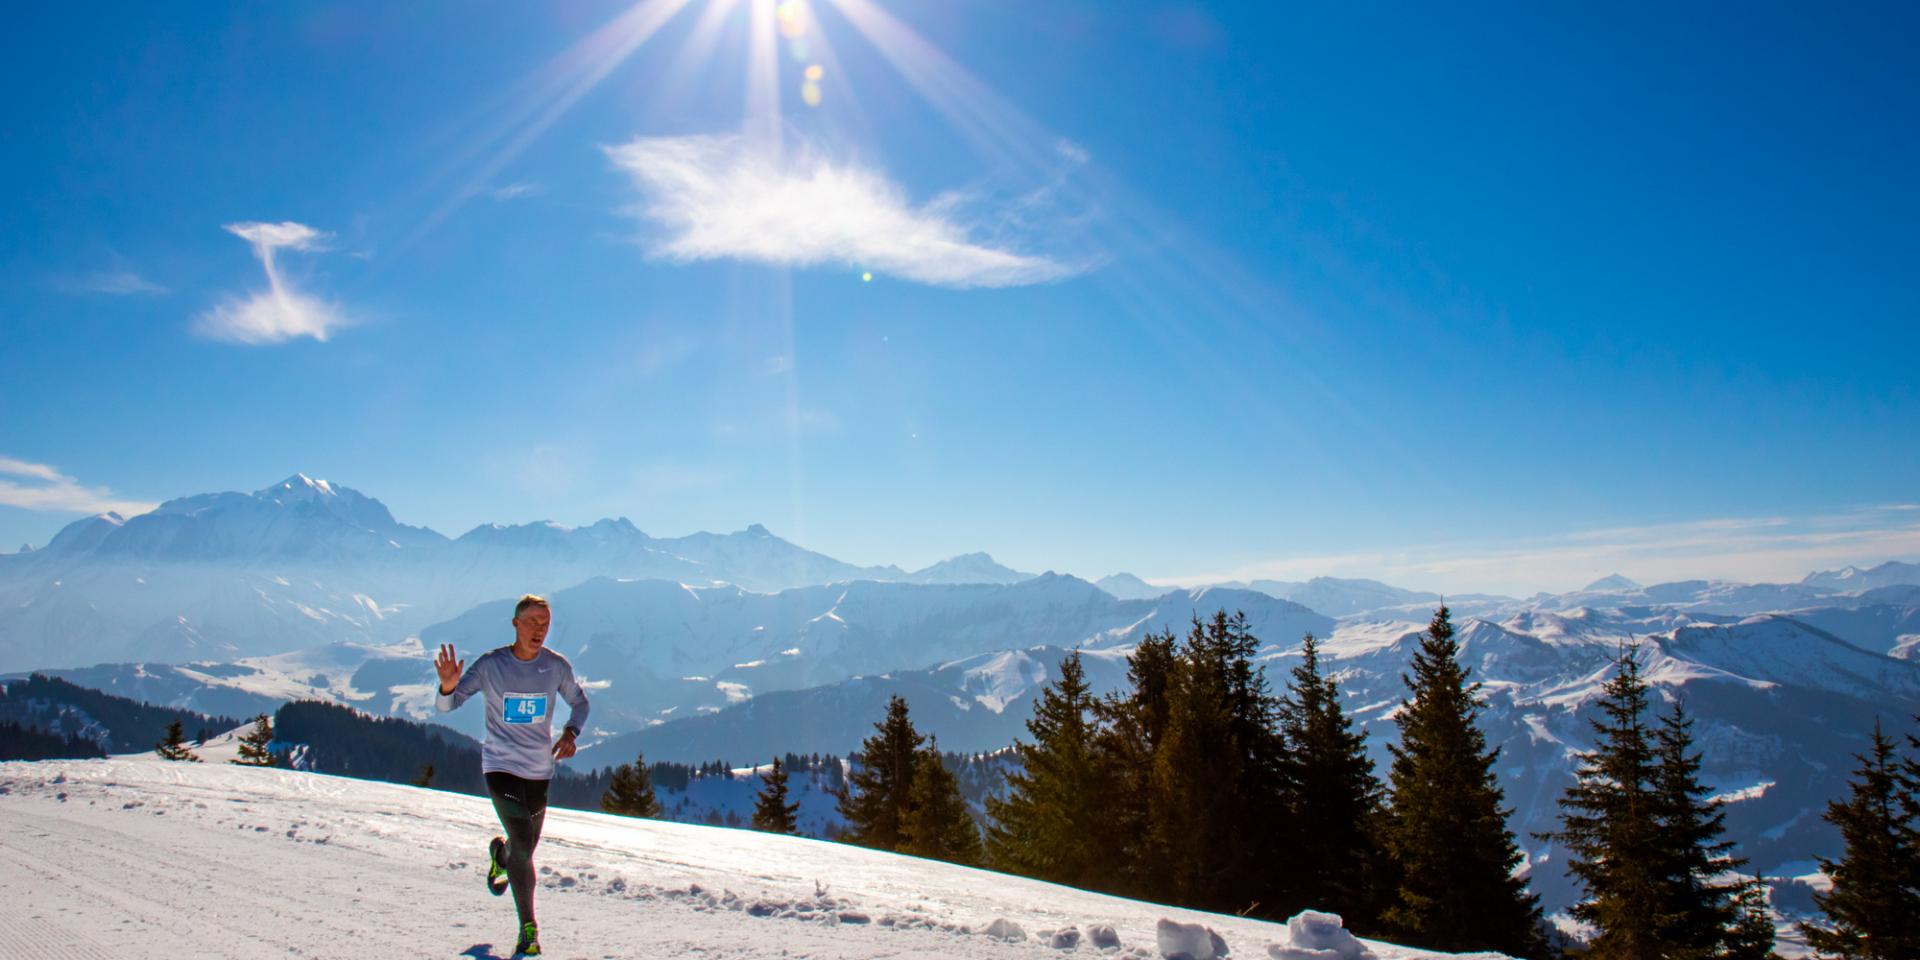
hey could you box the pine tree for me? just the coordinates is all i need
[986,651,1104,886]
[602,753,663,818]
[1799,723,1920,959]
[1089,627,1178,898]
[1651,699,1759,958]
[1383,605,1542,957]
[837,694,925,851]
[1542,645,1672,959]
[1136,611,1290,913]
[1722,878,1780,960]
[899,740,983,865]
[1278,631,1391,928]
[752,757,800,834]
[231,713,277,767]
[155,719,201,762]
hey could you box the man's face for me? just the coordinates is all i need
[514,605,551,650]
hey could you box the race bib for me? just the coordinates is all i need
[503,692,549,725]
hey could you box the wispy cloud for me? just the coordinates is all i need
[488,182,545,201]
[603,134,1079,288]
[0,457,157,517]
[196,221,348,345]
[57,269,168,296]
[1165,506,1920,597]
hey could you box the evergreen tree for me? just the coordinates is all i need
[900,740,983,865]
[155,719,201,762]
[1651,699,1761,958]
[1722,879,1780,960]
[1089,628,1178,898]
[1145,619,1236,907]
[752,757,800,834]
[838,694,926,851]
[602,753,663,818]
[986,651,1104,886]
[1383,605,1543,957]
[1139,612,1288,913]
[1278,631,1392,928]
[231,713,278,767]
[1799,723,1920,959]
[1542,645,1663,959]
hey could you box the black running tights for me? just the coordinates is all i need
[485,771,550,926]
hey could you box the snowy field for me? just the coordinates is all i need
[0,752,1494,960]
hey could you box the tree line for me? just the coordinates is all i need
[807,608,1790,959]
[2,673,240,755]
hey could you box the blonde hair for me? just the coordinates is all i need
[513,594,550,621]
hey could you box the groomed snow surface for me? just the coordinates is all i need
[0,756,1492,960]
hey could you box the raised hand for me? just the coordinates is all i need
[435,643,464,694]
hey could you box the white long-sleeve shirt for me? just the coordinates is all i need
[437,646,590,780]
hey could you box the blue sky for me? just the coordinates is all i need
[3,0,1916,594]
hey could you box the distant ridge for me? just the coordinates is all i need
[1582,573,1642,593]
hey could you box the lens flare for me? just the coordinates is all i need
[776,0,809,38]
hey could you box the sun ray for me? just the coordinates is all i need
[394,0,695,259]
[782,0,880,148]
[655,0,745,108]
[745,0,785,150]
[824,0,1420,476]
[825,0,1056,173]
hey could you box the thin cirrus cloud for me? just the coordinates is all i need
[1164,505,1920,597]
[0,457,157,518]
[195,221,348,345]
[603,134,1079,289]
[488,182,546,201]
[58,269,168,296]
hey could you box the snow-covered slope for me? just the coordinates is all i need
[413,575,1331,735]
[1270,608,1920,921]
[0,757,1460,960]
[1801,560,1920,592]
[16,576,1333,743]
[589,645,1139,764]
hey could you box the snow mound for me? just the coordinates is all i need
[1158,917,1229,959]
[983,917,1027,941]
[1269,911,1371,960]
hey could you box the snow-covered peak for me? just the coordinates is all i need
[41,511,126,554]
[951,648,1051,713]
[255,472,340,502]
[1802,560,1920,593]
[1581,573,1642,593]
[907,552,1033,585]
[1095,572,1173,600]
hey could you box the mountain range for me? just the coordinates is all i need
[0,474,1042,673]
[7,472,1920,923]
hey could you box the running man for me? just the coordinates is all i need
[436,593,590,958]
